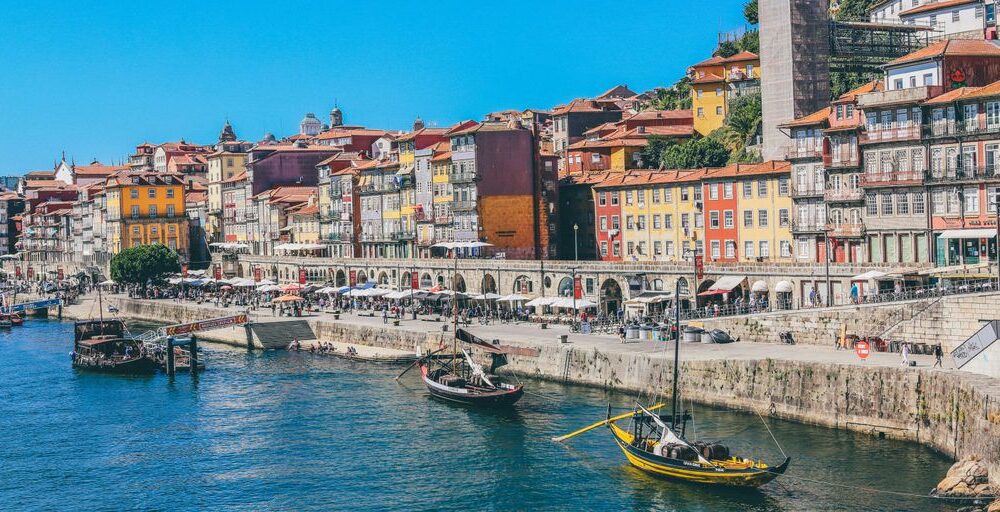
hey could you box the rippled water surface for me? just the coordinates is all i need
[0,320,956,511]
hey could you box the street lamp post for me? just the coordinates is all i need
[995,192,1000,290]
[573,223,579,262]
[824,228,832,308]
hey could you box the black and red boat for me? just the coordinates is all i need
[407,328,524,407]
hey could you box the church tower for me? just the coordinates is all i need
[330,105,343,127]
[218,120,237,143]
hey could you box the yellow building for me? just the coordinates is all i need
[430,151,452,245]
[594,169,708,263]
[104,171,188,257]
[288,203,320,244]
[689,51,761,136]
[206,138,249,243]
[733,161,793,261]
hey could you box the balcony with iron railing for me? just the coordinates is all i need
[790,182,825,198]
[417,238,436,247]
[823,154,860,169]
[826,222,866,238]
[391,231,415,241]
[785,144,824,160]
[861,170,924,186]
[357,183,401,195]
[450,173,478,184]
[923,120,1000,139]
[789,219,825,233]
[434,215,453,225]
[859,124,921,144]
[923,166,1000,184]
[824,187,864,202]
[452,200,477,211]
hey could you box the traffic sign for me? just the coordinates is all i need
[855,340,870,359]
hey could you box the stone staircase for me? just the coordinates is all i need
[249,320,317,349]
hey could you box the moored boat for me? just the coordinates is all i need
[10,313,23,326]
[555,280,790,488]
[71,319,158,374]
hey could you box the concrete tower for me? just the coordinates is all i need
[760,0,831,160]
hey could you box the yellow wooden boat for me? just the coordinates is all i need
[608,415,789,487]
[554,280,790,488]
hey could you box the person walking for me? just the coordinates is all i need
[901,342,910,366]
[382,306,388,324]
[933,342,943,368]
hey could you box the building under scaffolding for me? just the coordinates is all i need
[829,19,939,78]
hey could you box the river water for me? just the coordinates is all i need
[0,319,957,511]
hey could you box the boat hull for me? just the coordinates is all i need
[609,423,789,487]
[419,366,523,407]
[72,355,159,375]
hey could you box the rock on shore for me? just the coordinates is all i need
[935,457,996,511]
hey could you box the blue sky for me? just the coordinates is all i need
[0,0,749,173]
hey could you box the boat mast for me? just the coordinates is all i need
[671,278,681,431]
[452,249,458,374]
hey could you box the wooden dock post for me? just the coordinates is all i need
[244,321,254,350]
[166,337,175,377]
[57,303,63,320]
[189,335,199,374]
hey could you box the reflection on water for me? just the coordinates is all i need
[0,319,953,511]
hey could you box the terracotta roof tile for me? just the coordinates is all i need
[887,39,1000,67]
[899,0,978,17]
[778,107,832,128]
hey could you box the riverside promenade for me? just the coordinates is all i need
[60,293,1000,480]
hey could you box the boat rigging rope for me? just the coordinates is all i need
[763,469,999,502]
[754,405,787,460]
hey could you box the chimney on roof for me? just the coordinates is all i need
[656,112,662,118]
[637,126,646,134]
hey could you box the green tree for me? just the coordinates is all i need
[110,244,181,290]
[737,30,759,54]
[726,92,763,147]
[834,0,876,20]
[714,40,740,58]
[650,76,692,110]
[744,0,758,25]
[641,136,678,169]
[662,137,731,169]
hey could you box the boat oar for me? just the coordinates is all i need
[552,403,666,443]
[395,347,446,380]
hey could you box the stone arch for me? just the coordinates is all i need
[357,272,369,284]
[271,265,278,279]
[481,273,497,294]
[420,273,433,288]
[436,275,445,287]
[335,270,346,287]
[544,276,552,289]
[676,277,689,296]
[557,276,573,297]
[513,275,533,294]
[369,270,375,280]
[401,271,412,290]
[600,278,622,315]
[651,278,664,291]
[452,273,467,293]
[378,271,389,286]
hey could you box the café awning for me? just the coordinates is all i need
[937,228,997,240]
[697,275,747,296]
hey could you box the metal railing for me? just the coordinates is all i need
[826,222,865,237]
[861,170,924,186]
[450,173,478,184]
[789,219,825,233]
[823,154,860,169]
[824,188,864,202]
[859,125,921,144]
[923,166,1000,184]
[785,145,824,160]
[790,183,825,198]
[452,200,477,211]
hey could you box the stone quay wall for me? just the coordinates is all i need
[77,297,1000,477]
